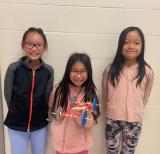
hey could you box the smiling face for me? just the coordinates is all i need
[70,62,88,87]
[22,32,47,61]
[122,31,142,66]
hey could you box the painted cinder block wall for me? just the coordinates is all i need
[0,0,160,154]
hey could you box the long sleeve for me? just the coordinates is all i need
[4,62,19,108]
[143,68,154,106]
[44,64,54,104]
[102,67,109,105]
[48,83,59,121]
[48,85,56,112]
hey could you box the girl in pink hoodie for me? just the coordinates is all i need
[102,27,154,154]
[49,53,100,154]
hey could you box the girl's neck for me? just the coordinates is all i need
[124,59,137,67]
[27,58,41,70]
[70,84,83,93]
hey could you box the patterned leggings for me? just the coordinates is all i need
[105,119,142,154]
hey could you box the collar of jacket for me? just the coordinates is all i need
[20,56,43,71]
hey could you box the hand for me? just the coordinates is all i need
[74,110,94,128]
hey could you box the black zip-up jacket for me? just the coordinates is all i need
[4,57,54,132]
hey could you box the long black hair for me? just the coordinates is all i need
[52,53,100,120]
[108,26,150,87]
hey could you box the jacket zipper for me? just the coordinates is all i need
[27,70,35,132]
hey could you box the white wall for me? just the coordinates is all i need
[0,0,160,154]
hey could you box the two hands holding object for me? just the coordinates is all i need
[49,98,99,128]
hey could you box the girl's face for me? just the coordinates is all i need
[70,62,88,87]
[22,32,47,61]
[122,31,142,65]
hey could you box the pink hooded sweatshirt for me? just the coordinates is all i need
[102,63,154,122]
[48,85,95,153]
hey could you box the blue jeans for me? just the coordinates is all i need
[8,127,47,154]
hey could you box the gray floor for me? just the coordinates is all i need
[0,78,5,154]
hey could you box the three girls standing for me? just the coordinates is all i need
[3,26,154,154]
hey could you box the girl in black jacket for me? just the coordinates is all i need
[4,27,54,154]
